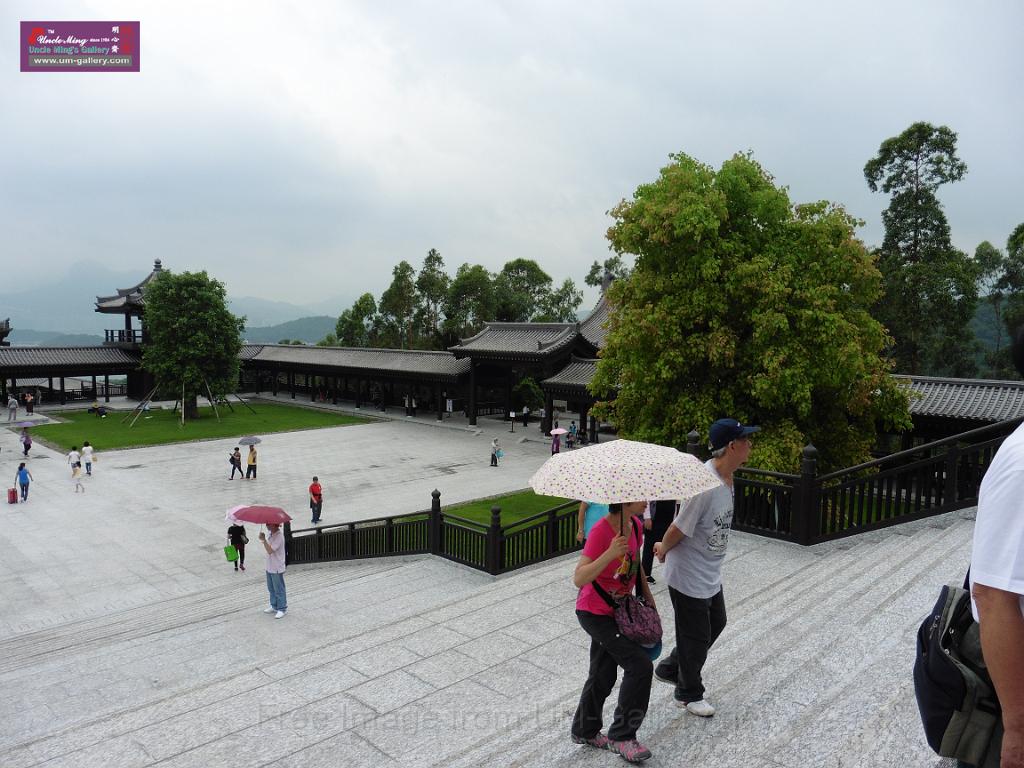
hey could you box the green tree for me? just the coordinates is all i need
[592,151,911,472]
[336,293,378,347]
[535,278,584,322]
[316,332,339,347]
[494,259,552,322]
[998,223,1024,360]
[864,122,978,375]
[415,248,449,344]
[975,240,1008,372]
[443,263,495,341]
[142,270,245,420]
[585,254,631,288]
[512,376,544,410]
[379,260,420,348]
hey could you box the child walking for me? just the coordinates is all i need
[72,464,85,493]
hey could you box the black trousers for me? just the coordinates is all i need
[641,500,676,578]
[232,544,245,567]
[246,464,257,479]
[657,587,726,702]
[572,610,652,742]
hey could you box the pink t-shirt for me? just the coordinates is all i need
[575,515,643,616]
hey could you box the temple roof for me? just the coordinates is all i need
[895,374,1024,422]
[95,259,164,315]
[246,344,471,381]
[540,357,603,398]
[449,322,590,361]
[0,346,140,374]
[579,293,610,349]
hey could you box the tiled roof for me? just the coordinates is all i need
[239,344,264,360]
[896,375,1024,422]
[247,345,470,380]
[579,293,610,350]
[542,358,599,389]
[450,323,580,360]
[95,260,164,314]
[0,346,141,370]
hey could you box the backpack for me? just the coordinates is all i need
[913,575,1002,765]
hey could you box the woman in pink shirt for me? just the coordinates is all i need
[570,501,656,764]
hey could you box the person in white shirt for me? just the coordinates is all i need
[969,328,1024,768]
[67,446,81,477]
[81,442,95,476]
[260,523,287,619]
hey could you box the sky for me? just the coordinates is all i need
[2,0,1022,315]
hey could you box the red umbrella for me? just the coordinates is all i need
[228,505,292,525]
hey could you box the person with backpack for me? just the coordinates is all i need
[965,328,1024,768]
[570,501,656,763]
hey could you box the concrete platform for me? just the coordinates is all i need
[0,408,962,767]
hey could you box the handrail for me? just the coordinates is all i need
[290,509,429,535]
[737,467,800,481]
[440,512,489,531]
[501,500,578,531]
[817,417,1024,481]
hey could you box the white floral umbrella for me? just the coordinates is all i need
[528,439,721,504]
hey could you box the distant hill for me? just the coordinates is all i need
[243,316,337,344]
[7,329,104,346]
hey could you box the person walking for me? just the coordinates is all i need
[25,392,34,414]
[571,501,656,763]
[245,445,258,480]
[551,431,561,455]
[653,417,759,717]
[521,405,530,428]
[15,463,32,502]
[81,442,95,476]
[229,447,244,479]
[20,428,32,458]
[309,476,323,524]
[7,394,17,422]
[71,464,85,493]
[641,500,676,585]
[490,438,500,467]
[67,446,81,477]
[260,523,287,618]
[576,500,609,542]
[227,521,248,572]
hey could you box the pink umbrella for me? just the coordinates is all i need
[550,427,569,435]
[228,505,292,525]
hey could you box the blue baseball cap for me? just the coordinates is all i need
[709,418,760,451]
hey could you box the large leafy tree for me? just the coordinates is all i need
[864,122,979,375]
[142,270,245,419]
[585,254,631,288]
[335,293,378,347]
[535,278,584,322]
[494,259,553,322]
[415,248,449,344]
[443,263,496,341]
[592,151,911,472]
[379,260,420,348]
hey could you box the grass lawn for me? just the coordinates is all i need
[25,403,372,451]
[445,489,572,526]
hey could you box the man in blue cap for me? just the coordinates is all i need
[653,417,759,717]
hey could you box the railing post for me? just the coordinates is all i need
[385,516,395,554]
[943,444,961,510]
[546,508,558,555]
[345,523,355,558]
[284,522,292,565]
[686,429,701,457]
[793,444,819,545]
[315,526,323,560]
[487,506,503,574]
[429,489,441,554]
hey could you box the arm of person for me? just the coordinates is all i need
[573,536,626,588]
[973,583,1024,768]
[577,502,588,542]
[638,564,656,607]
[654,524,685,561]
[643,502,653,530]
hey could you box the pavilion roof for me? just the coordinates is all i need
[246,344,470,381]
[579,293,610,349]
[95,259,164,315]
[0,346,140,375]
[540,357,605,399]
[449,322,590,361]
[895,374,1024,422]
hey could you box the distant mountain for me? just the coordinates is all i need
[7,329,104,346]
[243,316,337,344]
[229,295,349,327]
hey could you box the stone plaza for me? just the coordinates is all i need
[1,397,959,767]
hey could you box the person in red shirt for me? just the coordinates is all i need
[571,500,657,764]
[309,476,323,524]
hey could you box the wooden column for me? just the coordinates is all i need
[468,362,477,426]
[104,374,111,403]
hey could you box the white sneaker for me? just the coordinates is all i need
[274,610,286,619]
[684,699,716,717]
[263,607,276,614]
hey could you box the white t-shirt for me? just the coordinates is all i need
[970,422,1024,620]
[663,459,733,599]
[68,450,80,465]
[81,446,94,462]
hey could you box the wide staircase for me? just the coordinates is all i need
[1,512,967,768]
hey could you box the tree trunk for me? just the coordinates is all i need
[184,394,200,420]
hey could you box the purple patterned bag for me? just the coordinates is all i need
[590,517,663,645]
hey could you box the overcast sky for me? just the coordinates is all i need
[2,1,1022,312]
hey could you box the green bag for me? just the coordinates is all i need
[223,544,238,562]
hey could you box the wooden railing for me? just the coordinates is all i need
[285,492,582,574]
